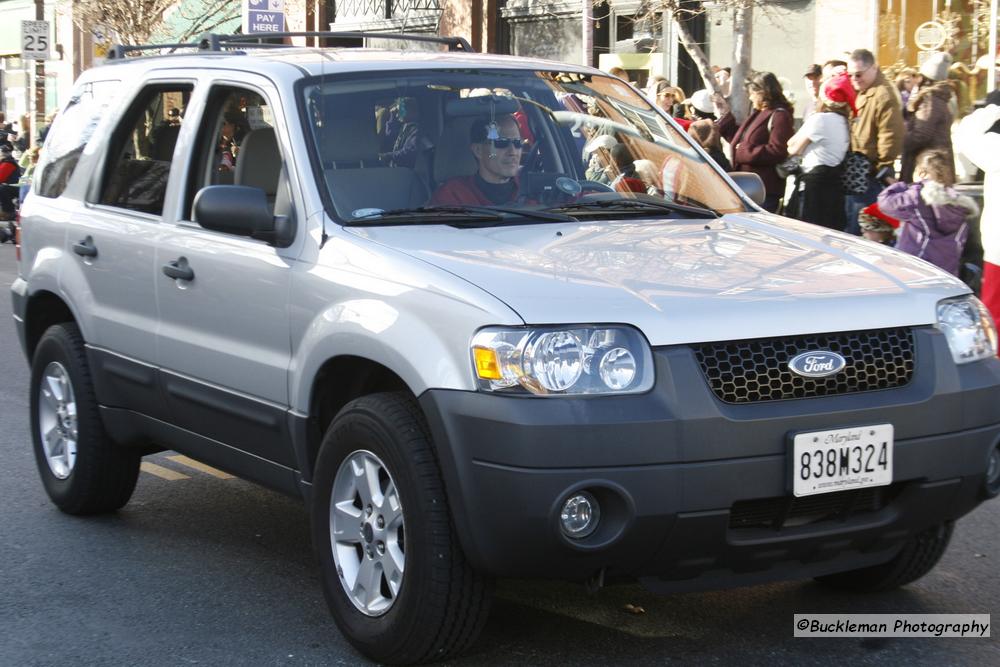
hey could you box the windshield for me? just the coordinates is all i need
[300,69,747,223]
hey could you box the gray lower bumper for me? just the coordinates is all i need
[419,327,1000,588]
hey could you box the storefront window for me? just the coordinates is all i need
[878,0,998,106]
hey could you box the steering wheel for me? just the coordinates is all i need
[577,180,614,195]
[521,174,615,205]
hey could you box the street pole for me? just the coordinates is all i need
[582,0,593,67]
[660,10,672,87]
[989,0,998,93]
[730,0,753,123]
[32,0,46,148]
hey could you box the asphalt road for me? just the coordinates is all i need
[0,244,997,666]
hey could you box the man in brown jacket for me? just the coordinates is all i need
[845,49,905,234]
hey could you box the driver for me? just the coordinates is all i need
[430,114,526,206]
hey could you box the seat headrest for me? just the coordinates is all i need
[444,95,519,117]
[432,116,477,185]
[320,108,380,164]
[235,127,281,196]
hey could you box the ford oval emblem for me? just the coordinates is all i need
[788,351,846,378]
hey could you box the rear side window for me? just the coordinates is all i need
[33,79,121,199]
[98,84,192,215]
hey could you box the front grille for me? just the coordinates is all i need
[729,484,903,531]
[693,328,915,404]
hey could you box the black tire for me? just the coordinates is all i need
[311,391,492,665]
[815,522,954,592]
[29,322,140,515]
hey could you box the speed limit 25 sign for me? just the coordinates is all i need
[21,20,50,61]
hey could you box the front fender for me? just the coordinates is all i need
[289,293,521,413]
[288,234,524,413]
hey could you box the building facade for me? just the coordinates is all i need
[1,1,996,127]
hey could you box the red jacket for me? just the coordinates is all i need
[430,175,519,206]
[0,160,17,185]
[717,107,794,195]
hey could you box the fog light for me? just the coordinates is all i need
[560,492,600,538]
[986,446,1000,497]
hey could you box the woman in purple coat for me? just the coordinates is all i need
[877,149,979,276]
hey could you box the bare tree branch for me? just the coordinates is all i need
[169,0,242,44]
[618,0,765,121]
[73,0,240,47]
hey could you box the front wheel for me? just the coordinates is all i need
[311,392,492,664]
[815,522,954,592]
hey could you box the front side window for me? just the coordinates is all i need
[33,79,121,198]
[184,85,283,222]
[300,69,746,225]
[98,84,192,215]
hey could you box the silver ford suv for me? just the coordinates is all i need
[12,33,1000,665]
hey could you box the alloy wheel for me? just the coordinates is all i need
[37,361,78,479]
[329,449,405,616]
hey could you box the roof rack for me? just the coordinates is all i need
[207,31,474,53]
[107,42,201,60]
[106,30,474,60]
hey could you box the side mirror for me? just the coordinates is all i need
[193,185,293,247]
[729,172,766,207]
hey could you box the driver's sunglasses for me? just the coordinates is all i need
[489,138,529,150]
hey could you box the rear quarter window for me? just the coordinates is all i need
[33,79,121,199]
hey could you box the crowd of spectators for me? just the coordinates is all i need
[609,50,997,316]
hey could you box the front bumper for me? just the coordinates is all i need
[419,327,1000,590]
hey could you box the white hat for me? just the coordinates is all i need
[684,89,714,115]
[584,134,618,154]
[919,52,952,82]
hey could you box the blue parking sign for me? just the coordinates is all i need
[244,0,286,34]
[248,10,286,33]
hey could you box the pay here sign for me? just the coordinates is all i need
[244,0,286,34]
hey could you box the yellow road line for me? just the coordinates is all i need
[140,461,190,481]
[167,454,235,479]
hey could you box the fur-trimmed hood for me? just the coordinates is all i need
[908,80,953,113]
[920,180,980,218]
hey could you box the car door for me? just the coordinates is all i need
[66,79,195,420]
[154,76,301,467]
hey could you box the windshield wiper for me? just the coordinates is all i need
[345,205,576,226]
[545,198,718,218]
[345,205,503,225]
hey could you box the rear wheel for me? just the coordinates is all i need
[29,323,140,515]
[815,522,954,592]
[311,391,492,664]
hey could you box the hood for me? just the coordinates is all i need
[920,181,980,220]
[345,213,968,345]
[909,81,953,111]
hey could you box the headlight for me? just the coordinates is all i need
[471,325,654,395]
[936,295,998,364]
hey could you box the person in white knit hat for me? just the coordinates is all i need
[900,51,954,183]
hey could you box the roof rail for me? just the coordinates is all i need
[106,30,475,61]
[106,42,201,60]
[211,31,474,53]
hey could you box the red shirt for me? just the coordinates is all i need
[430,175,519,206]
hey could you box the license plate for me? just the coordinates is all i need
[791,424,893,497]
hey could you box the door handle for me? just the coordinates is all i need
[162,257,195,281]
[72,236,98,258]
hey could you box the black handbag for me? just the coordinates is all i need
[840,150,870,195]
